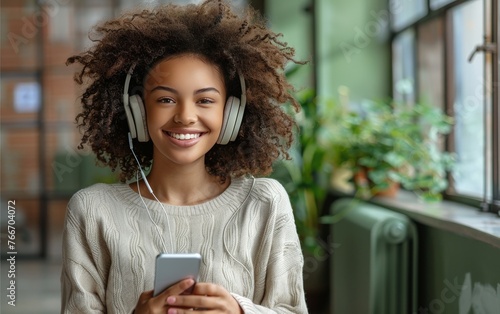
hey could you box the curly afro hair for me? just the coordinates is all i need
[67,0,302,183]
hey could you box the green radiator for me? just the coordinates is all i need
[330,198,418,314]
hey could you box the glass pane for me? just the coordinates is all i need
[43,72,78,123]
[45,130,84,195]
[46,130,119,195]
[430,0,456,10]
[0,74,41,122]
[392,29,416,104]
[45,6,75,67]
[48,6,72,43]
[0,197,41,256]
[75,6,113,50]
[417,17,445,108]
[390,0,428,31]
[0,0,39,70]
[0,128,40,194]
[450,0,487,198]
[48,199,68,259]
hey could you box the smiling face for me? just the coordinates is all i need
[143,54,227,169]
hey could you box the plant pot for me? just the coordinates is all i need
[373,181,400,197]
[353,168,400,198]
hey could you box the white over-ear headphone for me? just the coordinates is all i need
[123,64,149,142]
[217,70,246,145]
[123,64,246,145]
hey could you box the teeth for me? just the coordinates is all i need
[168,132,200,140]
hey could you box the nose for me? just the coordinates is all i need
[173,102,197,125]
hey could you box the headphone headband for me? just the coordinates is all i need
[237,70,246,107]
[123,64,136,104]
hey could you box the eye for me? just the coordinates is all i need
[198,98,215,105]
[158,97,175,104]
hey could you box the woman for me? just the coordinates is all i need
[61,0,308,313]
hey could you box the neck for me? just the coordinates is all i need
[133,161,229,206]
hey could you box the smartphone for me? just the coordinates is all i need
[153,253,202,297]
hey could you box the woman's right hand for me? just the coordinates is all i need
[134,278,195,314]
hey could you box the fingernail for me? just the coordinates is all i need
[167,296,176,304]
[168,309,177,314]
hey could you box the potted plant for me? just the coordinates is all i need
[271,84,455,248]
[269,88,336,306]
[328,93,456,202]
[271,89,336,254]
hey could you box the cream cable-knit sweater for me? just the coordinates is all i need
[61,176,308,313]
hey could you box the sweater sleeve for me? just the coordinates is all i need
[60,191,107,313]
[232,181,308,313]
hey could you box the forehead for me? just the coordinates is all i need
[144,54,225,88]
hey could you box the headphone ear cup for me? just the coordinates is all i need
[124,97,138,139]
[217,96,240,145]
[129,95,150,142]
[230,94,246,142]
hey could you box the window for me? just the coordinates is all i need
[392,29,416,104]
[430,0,456,10]
[449,0,487,199]
[391,0,499,213]
[417,17,444,110]
[1,0,124,258]
[390,0,427,31]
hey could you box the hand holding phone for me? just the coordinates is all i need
[134,278,196,314]
[153,253,201,297]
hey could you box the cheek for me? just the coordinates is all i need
[146,112,157,129]
[212,108,225,129]
[147,111,159,125]
[145,105,166,126]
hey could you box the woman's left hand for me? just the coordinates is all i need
[165,282,243,314]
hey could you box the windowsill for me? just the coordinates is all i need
[367,190,500,249]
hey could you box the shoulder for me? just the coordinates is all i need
[67,183,129,220]
[247,178,300,240]
[245,177,293,218]
[250,177,289,200]
[69,183,120,205]
[71,182,118,196]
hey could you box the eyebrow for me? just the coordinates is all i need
[150,86,221,95]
